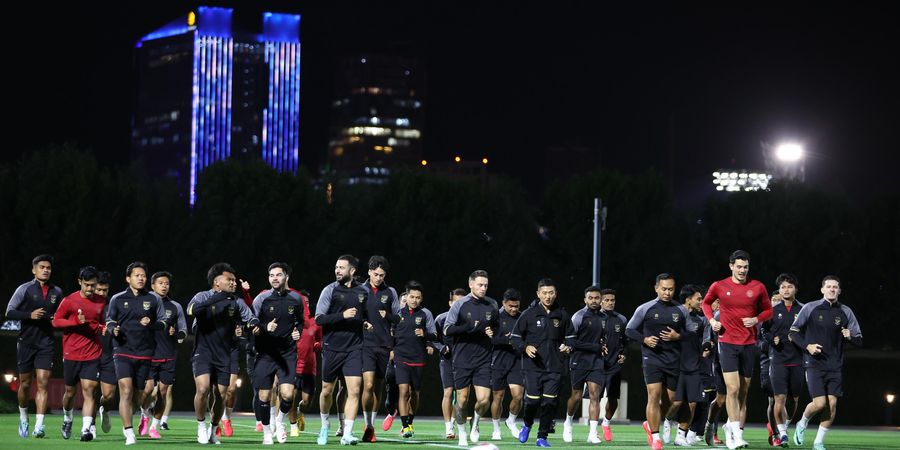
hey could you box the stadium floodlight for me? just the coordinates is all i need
[712,169,773,193]
[775,142,804,162]
[888,393,896,404]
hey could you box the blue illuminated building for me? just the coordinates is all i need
[132,7,301,204]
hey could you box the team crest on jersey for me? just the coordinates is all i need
[536,319,543,327]
[123,301,129,309]
[49,294,58,304]
[288,306,295,315]
[143,301,151,311]
[269,306,275,313]
[834,317,841,326]
[778,313,783,319]
[552,318,560,328]
[415,317,423,325]
[614,324,621,332]
[380,295,389,304]
[165,310,172,319]
[817,314,824,321]
[358,294,366,303]
[672,313,680,322]
[586,320,592,327]
[485,312,493,321]
[746,290,754,298]
[653,313,659,319]
[227,305,236,316]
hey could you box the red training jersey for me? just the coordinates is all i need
[52,291,105,361]
[702,277,772,345]
[295,294,321,375]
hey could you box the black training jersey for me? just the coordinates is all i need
[253,288,306,355]
[789,299,862,371]
[6,279,63,348]
[510,301,574,373]
[393,306,437,365]
[601,310,629,372]
[361,281,401,349]
[106,289,169,359]
[434,311,452,361]
[315,281,369,353]
[152,295,187,361]
[443,294,499,369]
[762,301,804,366]
[679,310,711,374]
[569,306,606,372]
[625,298,687,369]
[188,290,259,367]
[491,309,521,370]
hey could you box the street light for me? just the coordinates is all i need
[775,143,804,162]
[454,156,461,163]
[887,393,895,425]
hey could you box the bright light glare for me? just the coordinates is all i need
[888,393,896,404]
[775,143,804,162]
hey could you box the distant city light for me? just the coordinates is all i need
[775,143,804,162]
[482,157,489,165]
[454,156,461,163]
[420,159,428,166]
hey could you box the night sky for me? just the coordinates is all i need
[9,2,899,202]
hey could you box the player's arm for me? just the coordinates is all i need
[842,306,863,347]
[4,285,32,320]
[51,297,79,329]
[625,302,648,343]
[443,300,476,337]
[788,303,812,350]
[509,309,529,353]
[701,282,719,323]
[568,310,601,353]
[314,285,347,325]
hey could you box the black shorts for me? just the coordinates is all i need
[253,351,297,389]
[491,363,525,391]
[570,368,605,391]
[99,354,117,385]
[114,356,152,388]
[454,364,491,389]
[395,363,424,390]
[230,348,240,375]
[322,349,362,382]
[717,342,756,377]
[17,343,54,373]
[362,347,391,379]
[806,368,842,398]
[151,359,177,386]
[192,355,231,387]
[524,371,562,400]
[604,370,622,398]
[770,364,804,397]
[294,374,316,395]
[675,371,704,403]
[643,365,679,389]
[760,362,774,397]
[63,359,100,386]
[439,359,454,390]
[714,362,727,395]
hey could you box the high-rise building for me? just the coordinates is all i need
[132,7,301,204]
[325,54,424,185]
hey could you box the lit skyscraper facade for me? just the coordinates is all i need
[133,7,300,204]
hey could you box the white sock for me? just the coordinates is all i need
[777,423,787,434]
[785,419,792,428]
[602,417,611,427]
[677,428,686,439]
[161,415,169,424]
[589,420,598,434]
[507,412,518,423]
[343,419,354,435]
[798,415,809,427]
[492,419,500,431]
[270,405,277,420]
[473,412,481,427]
[198,419,207,428]
[320,413,329,427]
[222,408,229,421]
[457,422,466,437]
[151,418,160,429]
[371,412,378,426]
[363,411,370,427]
[124,427,136,439]
[35,414,45,427]
[63,408,73,422]
[276,411,285,424]
[445,421,453,433]
[733,423,744,440]
[652,432,660,441]
[687,430,697,440]
[814,426,829,444]
[19,407,28,421]
[565,413,574,426]
[82,416,92,433]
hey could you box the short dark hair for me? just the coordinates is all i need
[338,254,359,269]
[503,288,521,302]
[207,262,236,287]
[151,271,173,284]
[32,254,54,266]
[600,288,616,297]
[450,288,468,298]
[821,275,840,287]
[679,284,705,304]
[97,271,112,285]
[405,280,424,294]
[268,262,292,276]
[775,273,798,289]
[126,261,148,277]
[655,273,675,285]
[78,266,99,281]
[368,255,389,271]
[537,278,555,289]
[469,270,489,280]
[584,285,602,296]
[729,250,750,264]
